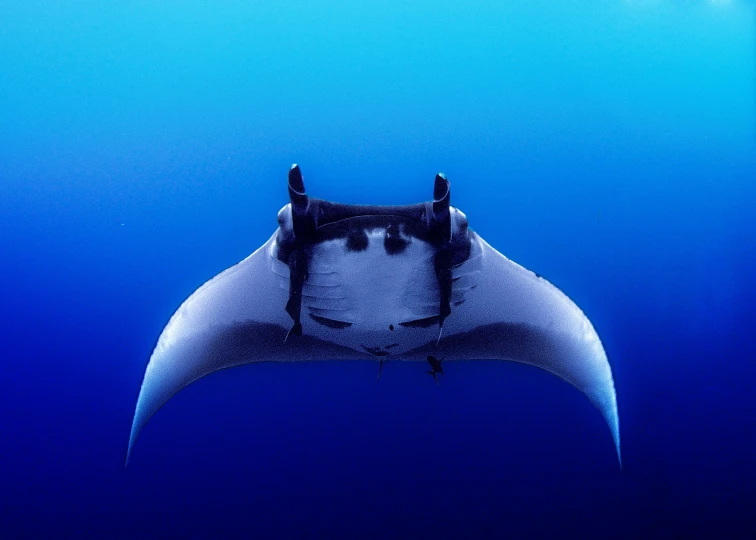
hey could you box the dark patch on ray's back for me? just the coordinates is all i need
[399,315,440,329]
[309,314,353,329]
[345,226,369,252]
[384,223,409,255]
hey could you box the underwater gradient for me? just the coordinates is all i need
[1,1,754,538]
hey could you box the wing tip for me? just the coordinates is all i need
[612,419,622,470]
[125,415,140,467]
[125,388,153,468]
[604,401,622,470]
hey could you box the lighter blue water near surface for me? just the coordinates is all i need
[1,2,754,538]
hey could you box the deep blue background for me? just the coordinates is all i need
[1,1,754,538]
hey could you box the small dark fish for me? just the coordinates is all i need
[426,355,444,385]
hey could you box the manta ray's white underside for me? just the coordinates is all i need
[128,222,620,466]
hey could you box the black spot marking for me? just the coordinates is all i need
[345,227,369,252]
[453,300,465,307]
[384,223,409,255]
[389,324,394,331]
[399,315,440,329]
[309,314,352,329]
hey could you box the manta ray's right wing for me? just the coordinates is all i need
[427,233,621,465]
[126,232,361,464]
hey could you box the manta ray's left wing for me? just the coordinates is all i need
[126,233,361,463]
[408,233,621,465]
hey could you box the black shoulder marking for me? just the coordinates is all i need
[384,223,409,255]
[309,314,353,329]
[399,315,440,329]
[345,227,369,252]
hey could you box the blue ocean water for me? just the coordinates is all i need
[1,1,754,537]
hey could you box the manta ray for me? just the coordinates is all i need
[127,165,620,466]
